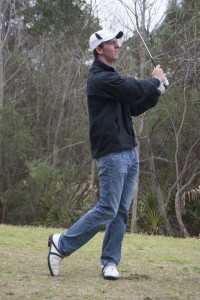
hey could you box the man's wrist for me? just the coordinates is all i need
[152,77,161,87]
[153,76,162,84]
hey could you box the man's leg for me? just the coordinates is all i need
[101,147,139,267]
[48,151,126,275]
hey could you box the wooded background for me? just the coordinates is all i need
[0,0,199,237]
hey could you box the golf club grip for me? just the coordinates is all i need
[151,58,168,89]
[151,57,156,67]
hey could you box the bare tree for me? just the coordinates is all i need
[52,60,80,167]
[129,0,146,233]
[0,1,5,175]
[117,0,174,235]
[164,81,200,237]
[0,0,12,185]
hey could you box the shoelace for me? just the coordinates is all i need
[103,263,116,271]
[109,265,116,270]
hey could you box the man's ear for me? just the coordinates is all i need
[96,46,103,55]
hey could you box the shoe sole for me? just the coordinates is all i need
[104,275,118,280]
[47,234,54,276]
[102,264,119,280]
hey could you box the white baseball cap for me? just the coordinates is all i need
[89,29,123,51]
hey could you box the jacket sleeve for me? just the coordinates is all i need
[129,90,161,116]
[95,71,160,102]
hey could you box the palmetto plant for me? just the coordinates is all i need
[181,186,200,236]
[181,186,200,212]
[137,186,163,235]
[145,210,163,235]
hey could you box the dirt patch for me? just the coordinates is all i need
[121,273,152,281]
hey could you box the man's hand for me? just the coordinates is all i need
[152,65,169,94]
[152,65,165,83]
[157,77,169,94]
[163,77,169,87]
[157,82,166,94]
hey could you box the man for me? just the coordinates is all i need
[48,29,166,280]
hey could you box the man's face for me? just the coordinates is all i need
[97,38,121,65]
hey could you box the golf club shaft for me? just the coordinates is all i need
[135,28,156,67]
[136,28,169,88]
[120,1,157,67]
[121,1,168,89]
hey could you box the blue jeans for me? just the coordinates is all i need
[58,147,139,266]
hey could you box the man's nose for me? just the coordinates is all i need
[115,41,120,48]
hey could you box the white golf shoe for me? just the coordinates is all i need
[102,263,119,280]
[48,234,64,276]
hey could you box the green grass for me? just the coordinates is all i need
[0,225,200,300]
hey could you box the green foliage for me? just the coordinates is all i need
[156,0,200,86]
[1,187,32,225]
[24,0,89,33]
[0,159,92,226]
[0,0,99,228]
[137,185,163,235]
[28,160,57,186]
[1,104,35,186]
[30,161,91,227]
[23,0,100,49]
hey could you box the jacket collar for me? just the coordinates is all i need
[92,59,116,72]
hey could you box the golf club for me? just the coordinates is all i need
[133,26,169,88]
[121,1,157,67]
[121,2,169,87]
[134,27,157,67]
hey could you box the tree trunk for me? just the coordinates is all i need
[130,115,144,233]
[130,1,147,233]
[0,1,4,186]
[52,91,67,167]
[52,63,77,167]
[143,118,174,236]
[175,192,190,238]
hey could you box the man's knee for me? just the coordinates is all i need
[97,204,117,221]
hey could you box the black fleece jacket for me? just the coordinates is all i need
[87,59,161,159]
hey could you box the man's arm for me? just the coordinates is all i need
[91,65,165,103]
[129,90,161,116]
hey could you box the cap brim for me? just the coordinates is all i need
[103,31,123,43]
[116,31,123,39]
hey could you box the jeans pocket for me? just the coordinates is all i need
[96,154,109,169]
[96,157,102,168]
